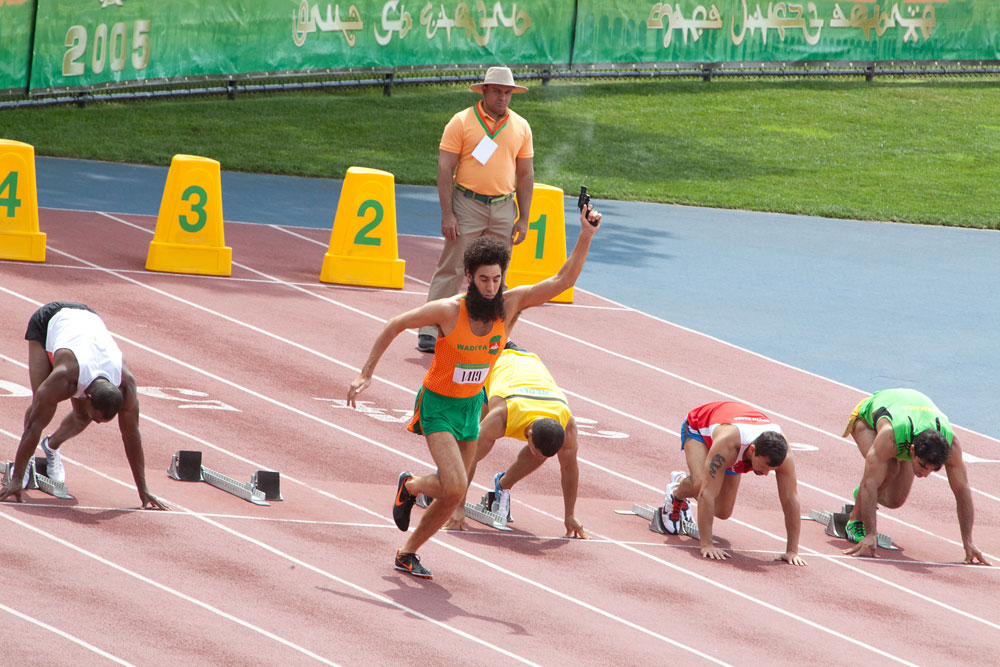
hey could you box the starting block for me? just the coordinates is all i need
[167,450,281,505]
[2,458,73,500]
[617,503,712,542]
[805,504,897,550]
[414,491,512,531]
[464,491,512,531]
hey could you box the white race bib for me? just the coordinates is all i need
[452,363,489,385]
[471,135,498,165]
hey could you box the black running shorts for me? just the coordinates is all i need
[24,302,97,344]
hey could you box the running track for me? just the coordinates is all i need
[1,207,998,665]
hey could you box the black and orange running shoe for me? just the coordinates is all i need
[393,472,416,531]
[394,550,433,579]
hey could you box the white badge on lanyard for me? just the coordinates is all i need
[472,135,498,166]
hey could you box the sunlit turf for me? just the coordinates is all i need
[5,75,999,228]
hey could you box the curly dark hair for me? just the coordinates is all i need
[464,237,510,275]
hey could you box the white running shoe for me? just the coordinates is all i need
[491,472,511,521]
[662,471,691,533]
[40,436,65,483]
[664,471,684,511]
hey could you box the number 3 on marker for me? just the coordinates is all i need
[353,199,383,247]
[179,185,208,232]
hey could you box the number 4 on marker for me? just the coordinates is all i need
[0,171,22,218]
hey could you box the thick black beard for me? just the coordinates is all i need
[465,282,505,323]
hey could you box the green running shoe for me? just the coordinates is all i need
[845,519,866,543]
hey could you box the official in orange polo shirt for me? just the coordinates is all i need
[348,203,602,580]
[417,66,534,353]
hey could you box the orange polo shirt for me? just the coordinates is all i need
[440,100,533,197]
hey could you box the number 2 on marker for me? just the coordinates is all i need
[354,199,383,247]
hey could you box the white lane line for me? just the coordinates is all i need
[1,238,990,654]
[12,212,1000,450]
[131,413,731,662]
[1,320,729,664]
[0,259,433,295]
[0,302,928,667]
[95,214,1000,509]
[0,258,991,566]
[2,503,395,528]
[3,254,990,646]
[10,241,987,558]
[92,213,1000,453]
[0,510,344,666]
[0,601,135,666]
[4,404,713,664]
[0,432,546,667]
[65,453,702,667]
[6,502,991,571]
[9,310,962,559]
[622,303,1000,445]
[447,529,922,666]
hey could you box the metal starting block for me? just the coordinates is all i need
[805,506,897,550]
[416,491,512,531]
[619,503,711,542]
[464,491,512,531]
[167,450,281,506]
[3,458,74,499]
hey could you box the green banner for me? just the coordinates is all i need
[572,0,1000,64]
[28,0,573,91]
[22,1,1000,91]
[0,0,35,91]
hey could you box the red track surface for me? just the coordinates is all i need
[1,209,998,666]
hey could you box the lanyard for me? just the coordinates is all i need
[474,101,509,140]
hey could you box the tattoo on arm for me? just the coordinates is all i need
[708,454,725,479]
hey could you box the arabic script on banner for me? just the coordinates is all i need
[293,1,531,48]
[647,1,942,48]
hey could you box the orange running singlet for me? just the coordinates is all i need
[423,298,506,398]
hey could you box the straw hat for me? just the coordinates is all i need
[469,66,528,94]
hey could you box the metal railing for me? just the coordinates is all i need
[2,60,998,109]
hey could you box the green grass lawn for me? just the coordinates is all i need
[4,76,999,228]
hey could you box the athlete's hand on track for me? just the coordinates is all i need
[141,492,169,510]
[780,551,807,566]
[843,534,878,558]
[563,516,590,539]
[964,544,993,566]
[701,545,730,561]
[347,375,372,408]
[0,478,24,503]
[443,515,469,531]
